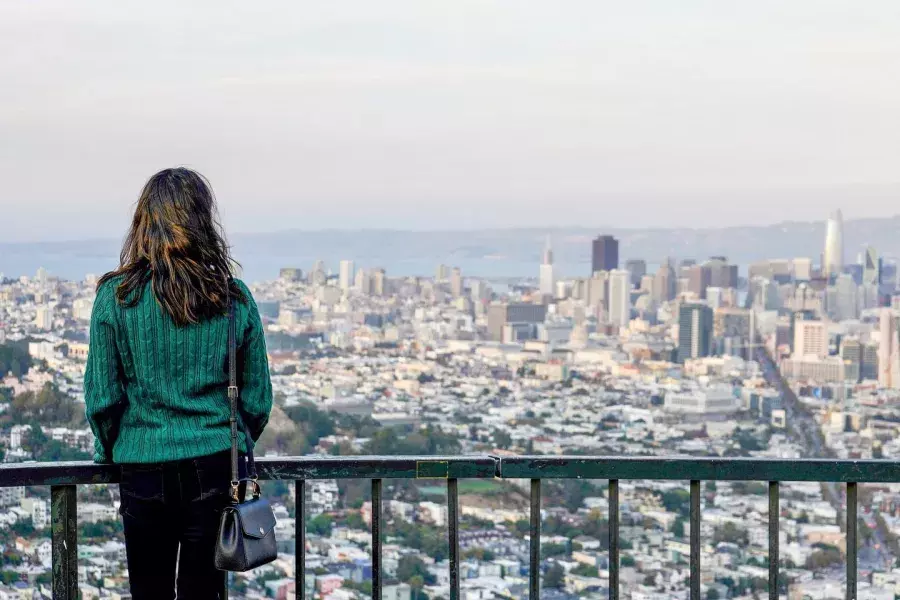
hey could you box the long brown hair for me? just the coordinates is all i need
[99,167,244,325]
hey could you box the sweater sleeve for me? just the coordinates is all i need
[237,282,273,442]
[84,283,126,463]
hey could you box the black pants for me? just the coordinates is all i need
[119,451,247,600]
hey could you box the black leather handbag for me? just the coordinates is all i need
[215,284,278,572]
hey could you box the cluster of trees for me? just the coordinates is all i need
[22,425,91,462]
[712,522,749,546]
[80,520,124,540]
[363,426,460,456]
[9,383,83,427]
[0,343,32,379]
[388,520,448,562]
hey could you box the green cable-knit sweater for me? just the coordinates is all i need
[84,277,273,464]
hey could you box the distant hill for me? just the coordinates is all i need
[2,216,899,281]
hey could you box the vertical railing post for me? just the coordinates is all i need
[609,479,619,600]
[530,479,541,600]
[372,479,383,600]
[296,479,306,600]
[847,482,858,600]
[448,478,460,600]
[769,481,779,600]
[690,480,700,600]
[51,485,77,600]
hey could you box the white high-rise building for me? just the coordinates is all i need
[73,297,94,322]
[35,305,53,331]
[339,260,354,291]
[794,319,827,359]
[539,237,555,297]
[792,257,812,282]
[879,309,900,389]
[824,209,844,279]
[608,270,631,327]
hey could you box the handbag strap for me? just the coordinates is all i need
[227,279,259,501]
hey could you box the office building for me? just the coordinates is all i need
[832,274,858,321]
[35,306,53,331]
[706,257,738,289]
[436,264,449,282]
[879,308,900,389]
[608,270,631,327]
[823,209,844,280]
[863,246,881,286]
[840,338,862,383]
[862,343,879,381]
[591,235,619,274]
[625,259,647,289]
[652,264,676,304]
[450,268,463,298]
[339,260,355,292]
[372,269,387,297]
[714,307,752,358]
[588,271,609,310]
[539,238,555,297]
[355,268,371,295]
[487,302,548,342]
[792,258,812,282]
[687,264,712,300]
[794,319,827,359]
[678,303,713,363]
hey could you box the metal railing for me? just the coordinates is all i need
[2,455,896,600]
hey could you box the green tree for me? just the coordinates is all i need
[397,555,436,586]
[493,429,512,450]
[0,343,32,379]
[671,518,686,538]
[542,543,568,557]
[308,514,333,537]
[660,490,691,517]
[571,564,598,577]
[713,522,748,545]
[543,563,565,589]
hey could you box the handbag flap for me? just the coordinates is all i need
[233,498,277,539]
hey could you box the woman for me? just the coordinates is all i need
[84,167,273,599]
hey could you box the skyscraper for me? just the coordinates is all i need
[863,246,881,286]
[705,257,738,289]
[652,263,676,304]
[339,260,355,291]
[539,237,555,297]
[879,308,900,389]
[450,268,463,298]
[591,235,619,274]
[608,270,631,327]
[687,264,712,300]
[824,209,844,280]
[625,259,647,289]
[678,303,713,363]
[793,319,827,359]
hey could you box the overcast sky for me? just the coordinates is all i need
[1,0,900,242]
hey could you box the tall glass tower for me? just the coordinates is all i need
[823,209,844,280]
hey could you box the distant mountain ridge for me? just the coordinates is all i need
[2,216,899,281]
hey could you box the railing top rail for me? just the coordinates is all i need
[499,456,900,482]
[4,455,900,487]
[0,455,498,487]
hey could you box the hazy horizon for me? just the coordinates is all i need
[2,1,900,241]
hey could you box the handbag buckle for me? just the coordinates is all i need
[227,386,239,399]
[230,480,241,502]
